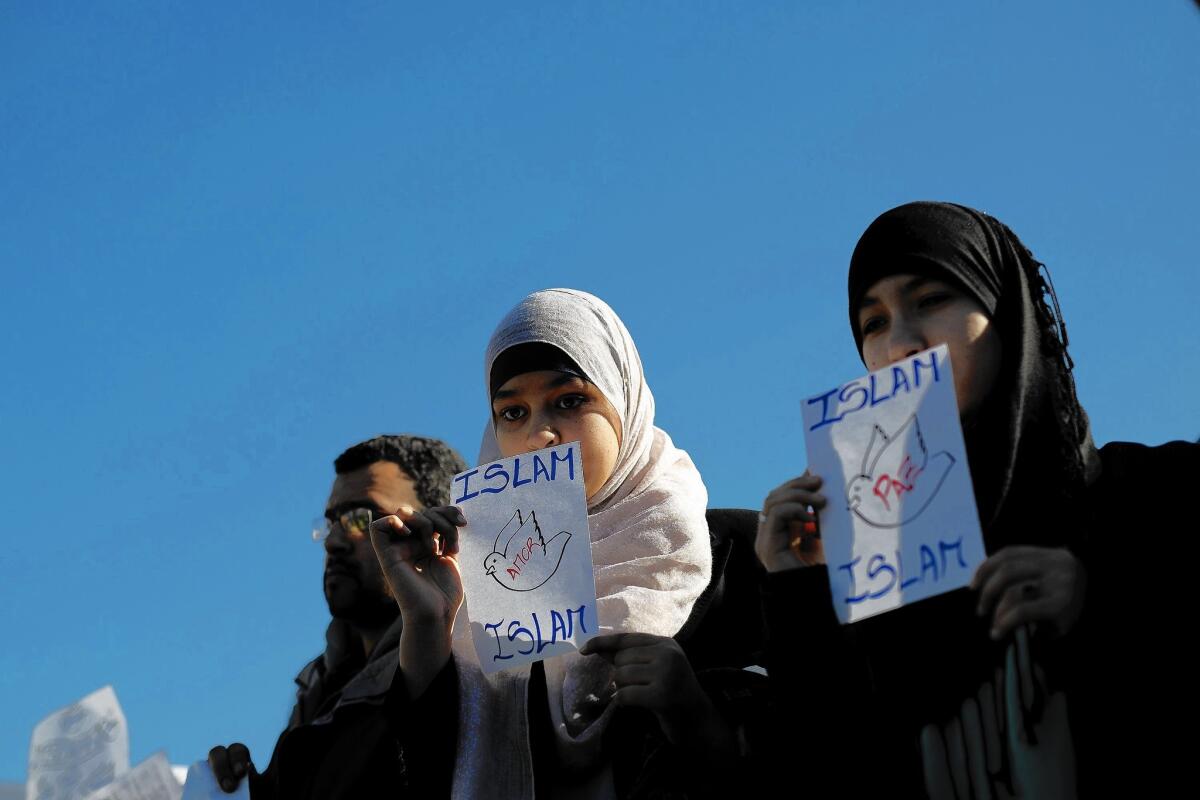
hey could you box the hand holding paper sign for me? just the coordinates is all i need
[369,504,466,697]
[206,743,254,794]
[756,473,827,572]
[453,442,598,673]
[800,345,987,623]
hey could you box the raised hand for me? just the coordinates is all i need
[369,504,466,698]
[756,472,827,572]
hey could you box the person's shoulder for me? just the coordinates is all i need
[1099,439,1200,481]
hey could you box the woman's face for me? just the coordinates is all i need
[491,370,622,500]
[857,273,1002,423]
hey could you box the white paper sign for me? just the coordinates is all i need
[180,762,247,800]
[802,345,986,623]
[450,441,597,673]
[83,752,182,800]
[27,686,130,800]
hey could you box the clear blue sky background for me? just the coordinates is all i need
[2,1,1196,782]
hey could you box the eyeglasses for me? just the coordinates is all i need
[312,507,377,543]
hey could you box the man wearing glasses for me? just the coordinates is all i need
[209,434,466,797]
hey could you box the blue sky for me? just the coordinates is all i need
[2,2,1197,781]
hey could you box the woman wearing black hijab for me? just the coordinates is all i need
[755,201,1198,797]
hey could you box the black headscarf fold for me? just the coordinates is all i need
[847,201,1099,550]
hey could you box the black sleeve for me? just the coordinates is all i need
[761,567,877,793]
[387,658,460,798]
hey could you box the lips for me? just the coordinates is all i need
[324,562,360,581]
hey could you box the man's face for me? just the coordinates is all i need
[322,461,422,627]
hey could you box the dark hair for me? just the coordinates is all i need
[334,434,468,508]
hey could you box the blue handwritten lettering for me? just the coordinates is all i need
[866,553,897,599]
[507,620,535,656]
[912,350,940,388]
[939,537,967,570]
[806,387,841,431]
[485,621,514,660]
[513,456,532,488]
[839,557,868,604]
[550,447,575,482]
[453,469,480,504]
[839,536,969,604]
[868,373,891,407]
[481,462,509,495]
[486,603,592,661]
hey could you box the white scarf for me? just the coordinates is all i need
[449,288,712,799]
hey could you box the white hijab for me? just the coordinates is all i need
[449,288,712,799]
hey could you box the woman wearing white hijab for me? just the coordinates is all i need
[370,289,728,798]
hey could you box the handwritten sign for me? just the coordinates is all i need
[802,344,986,623]
[83,752,181,800]
[452,441,597,673]
[27,686,130,800]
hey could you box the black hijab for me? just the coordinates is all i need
[847,201,1100,551]
[835,202,1102,743]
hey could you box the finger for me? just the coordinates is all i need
[368,516,423,567]
[423,508,461,556]
[369,514,411,540]
[765,501,820,529]
[207,745,228,776]
[991,597,1057,640]
[226,743,251,778]
[974,560,1042,616]
[969,546,1048,590]
[395,506,433,541]
[579,632,664,655]
[206,747,236,793]
[612,647,658,667]
[426,553,464,609]
[763,485,828,513]
[613,663,657,687]
[611,683,659,711]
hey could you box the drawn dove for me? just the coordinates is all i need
[482,509,572,592]
[844,413,956,528]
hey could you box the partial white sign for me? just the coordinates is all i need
[802,345,986,623]
[451,441,597,673]
[179,762,246,800]
[82,752,181,800]
[27,686,130,800]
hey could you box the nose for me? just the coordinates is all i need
[324,523,352,555]
[886,315,927,364]
[525,412,559,452]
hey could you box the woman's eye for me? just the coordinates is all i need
[497,406,526,422]
[861,316,886,336]
[917,292,952,309]
[556,394,587,410]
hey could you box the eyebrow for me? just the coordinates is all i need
[858,275,938,311]
[492,372,587,402]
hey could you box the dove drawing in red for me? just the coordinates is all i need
[483,509,572,592]
[845,414,955,528]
